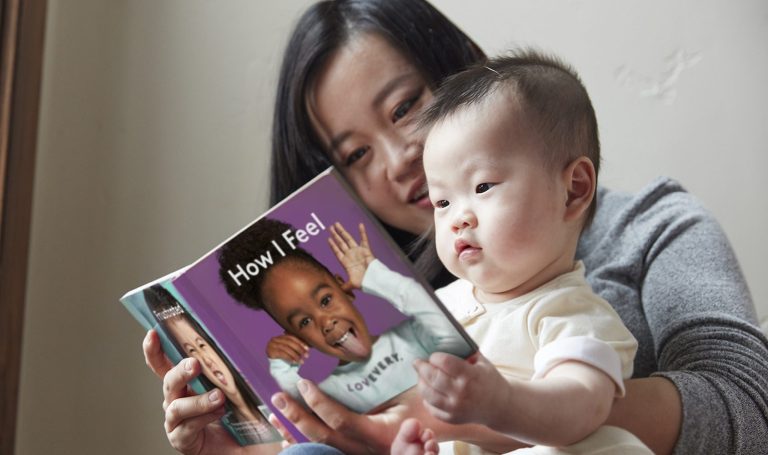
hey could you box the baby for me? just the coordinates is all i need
[393,49,651,454]
[217,218,472,414]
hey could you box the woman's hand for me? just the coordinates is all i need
[143,330,285,454]
[271,378,409,454]
[146,330,523,453]
[328,222,374,291]
[266,333,309,364]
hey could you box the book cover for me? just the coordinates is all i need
[121,278,283,446]
[121,167,476,444]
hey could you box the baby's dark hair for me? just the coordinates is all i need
[218,218,333,312]
[420,48,600,224]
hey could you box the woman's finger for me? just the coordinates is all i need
[143,329,174,378]
[166,400,227,451]
[164,388,226,434]
[162,358,199,410]
[296,380,380,453]
[268,413,297,446]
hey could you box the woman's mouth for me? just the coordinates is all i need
[407,180,431,208]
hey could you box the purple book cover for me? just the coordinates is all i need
[168,168,476,442]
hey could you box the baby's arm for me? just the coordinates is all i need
[327,222,374,291]
[415,352,615,447]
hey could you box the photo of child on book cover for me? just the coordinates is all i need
[217,218,473,413]
[143,284,282,445]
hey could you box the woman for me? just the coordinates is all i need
[143,1,768,454]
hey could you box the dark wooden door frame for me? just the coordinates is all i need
[1,0,47,453]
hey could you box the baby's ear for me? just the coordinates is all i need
[562,156,596,223]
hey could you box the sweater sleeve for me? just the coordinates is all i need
[268,358,301,400]
[593,179,768,454]
[361,259,472,357]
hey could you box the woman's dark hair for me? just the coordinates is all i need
[270,0,484,286]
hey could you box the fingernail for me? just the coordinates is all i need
[297,379,308,394]
[208,389,221,403]
[272,395,286,410]
[184,358,193,372]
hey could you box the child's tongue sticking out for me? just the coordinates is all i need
[337,328,368,358]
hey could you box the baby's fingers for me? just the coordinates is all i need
[413,358,456,392]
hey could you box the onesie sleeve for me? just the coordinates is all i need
[361,259,471,356]
[527,283,638,396]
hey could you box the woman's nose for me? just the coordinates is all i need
[383,135,421,182]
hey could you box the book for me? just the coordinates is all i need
[120,167,477,445]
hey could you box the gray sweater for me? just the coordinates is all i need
[577,177,768,454]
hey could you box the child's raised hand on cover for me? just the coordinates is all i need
[414,352,509,427]
[266,333,309,364]
[328,222,374,291]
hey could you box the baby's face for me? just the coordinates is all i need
[423,95,574,303]
[261,261,374,363]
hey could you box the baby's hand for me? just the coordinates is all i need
[266,333,309,364]
[414,352,508,427]
[328,222,374,291]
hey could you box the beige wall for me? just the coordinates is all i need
[17,1,768,453]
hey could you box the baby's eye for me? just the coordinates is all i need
[435,200,450,208]
[299,317,311,329]
[476,183,494,194]
[320,295,331,307]
[393,97,417,122]
[345,146,370,166]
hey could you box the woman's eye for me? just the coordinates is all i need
[435,200,450,208]
[393,97,416,122]
[476,183,494,194]
[345,146,370,166]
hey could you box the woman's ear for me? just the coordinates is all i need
[561,156,596,223]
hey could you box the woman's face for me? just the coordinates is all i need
[307,33,434,235]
